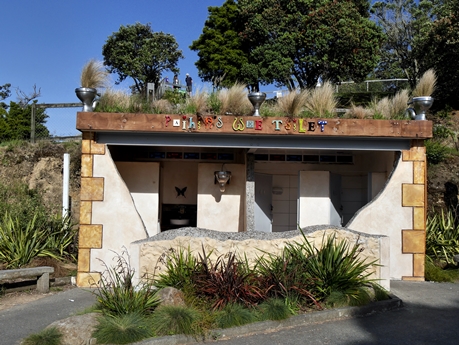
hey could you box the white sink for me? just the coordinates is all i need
[170,219,190,226]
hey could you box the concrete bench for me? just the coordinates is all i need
[0,266,54,293]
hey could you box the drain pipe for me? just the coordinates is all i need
[63,153,70,217]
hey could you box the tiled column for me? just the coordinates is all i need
[401,140,426,281]
[246,153,255,232]
[77,132,106,287]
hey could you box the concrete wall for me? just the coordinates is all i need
[161,161,198,205]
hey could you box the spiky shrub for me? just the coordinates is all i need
[276,89,309,117]
[256,298,293,321]
[426,210,459,265]
[22,327,63,345]
[150,305,200,336]
[192,248,264,310]
[218,83,252,115]
[92,312,153,344]
[304,82,337,117]
[0,212,73,268]
[80,59,109,89]
[301,234,377,304]
[214,303,256,329]
[92,249,160,316]
[412,69,437,97]
[154,247,197,292]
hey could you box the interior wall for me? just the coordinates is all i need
[255,151,396,231]
[197,163,245,232]
[161,161,198,205]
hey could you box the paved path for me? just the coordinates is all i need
[0,287,96,345]
[213,281,459,345]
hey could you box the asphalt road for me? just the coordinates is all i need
[212,281,459,345]
[1,281,458,345]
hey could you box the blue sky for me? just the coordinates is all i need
[1,0,236,136]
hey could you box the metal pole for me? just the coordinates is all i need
[62,153,70,217]
[31,103,36,143]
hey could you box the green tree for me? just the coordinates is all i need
[0,101,49,142]
[238,0,383,89]
[0,83,11,109]
[416,0,459,108]
[102,23,184,95]
[190,0,248,90]
[371,0,436,88]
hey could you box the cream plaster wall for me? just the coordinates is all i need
[90,150,149,273]
[347,155,413,280]
[197,163,245,232]
[115,162,160,237]
[134,229,390,290]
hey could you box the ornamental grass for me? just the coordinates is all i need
[80,59,109,89]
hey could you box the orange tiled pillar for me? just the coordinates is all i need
[401,140,427,281]
[76,132,105,287]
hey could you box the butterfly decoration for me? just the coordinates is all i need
[175,186,187,198]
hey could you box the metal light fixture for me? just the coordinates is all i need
[214,164,231,192]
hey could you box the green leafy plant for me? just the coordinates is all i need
[425,139,451,164]
[92,312,153,344]
[214,303,256,329]
[425,257,459,282]
[150,305,201,336]
[256,297,293,321]
[92,249,160,316]
[22,327,63,345]
[154,247,197,292]
[302,234,377,303]
[426,210,459,265]
[0,213,64,268]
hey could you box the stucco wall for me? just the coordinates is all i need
[89,150,149,275]
[115,162,160,237]
[347,155,413,279]
[133,227,390,290]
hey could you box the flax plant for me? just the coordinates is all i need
[276,89,309,117]
[304,81,337,117]
[426,209,459,265]
[412,69,437,97]
[80,59,109,89]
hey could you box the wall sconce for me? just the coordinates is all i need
[215,164,231,192]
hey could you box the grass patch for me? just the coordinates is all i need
[214,303,256,329]
[22,327,63,345]
[150,305,201,336]
[92,313,153,344]
[256,298,293,321]
[425,258,459,283]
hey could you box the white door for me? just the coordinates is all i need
[255,173,272,232]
